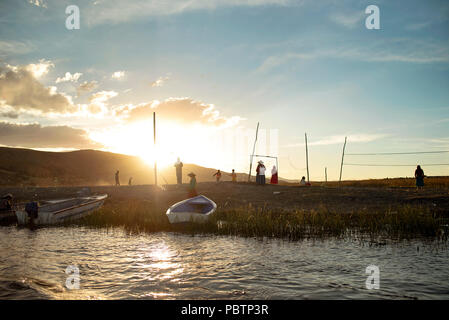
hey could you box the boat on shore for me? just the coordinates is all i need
[15,194,107,226]
[166,195,216,224]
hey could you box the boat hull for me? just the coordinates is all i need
[15,194,107,226]
[166,195,216,224]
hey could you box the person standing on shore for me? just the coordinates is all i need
[213,169,222,183]
[175,157,183,185]
[230,169,237,183]
[415,165,425,190]
[115,170,120,186]
[187,172,197,198]
[256,161,266,185]
[270,165,278,184]
[128,177,133,186]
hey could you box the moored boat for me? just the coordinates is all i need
[15,194,107,226]
[166,195,216,224]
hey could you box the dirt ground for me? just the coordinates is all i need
[2,182,449,214]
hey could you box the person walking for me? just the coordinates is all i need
[270,165,278,184]
[128,177,133,186]
[213,169,222,183]
[415,165,425,190]
[115,170,120,186]
[187,172,197,198]
[256,161,266,185]
[174,157,183,185]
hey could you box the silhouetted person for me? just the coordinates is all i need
[229,169,237,183]
[115,170,120,186]
[0,194,12,211]
[187,172,197,198]
[256,161,266,185]
[128,177,133,186]
[415,165,425,190]
[175,157,183,185]
[213,169,222,183]
[300,176,306,186]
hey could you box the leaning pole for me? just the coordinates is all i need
[339,136,347,183]
[153,112,157,186]
[248,122,260,182]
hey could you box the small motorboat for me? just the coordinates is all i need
[166,195,216,224]
[15,194,107,226]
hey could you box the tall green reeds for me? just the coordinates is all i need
[77,199,448,241]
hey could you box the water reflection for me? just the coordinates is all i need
[0,226,448,299]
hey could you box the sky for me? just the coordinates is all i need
[0,0,449,180]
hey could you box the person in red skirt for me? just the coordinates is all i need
[270,165,278,184]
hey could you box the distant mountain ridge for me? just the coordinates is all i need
[0,147,261,187]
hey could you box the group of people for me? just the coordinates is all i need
[255,160,278,185]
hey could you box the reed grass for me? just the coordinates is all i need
[77,199,449,241]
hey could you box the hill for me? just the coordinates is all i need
[0,147,252,187]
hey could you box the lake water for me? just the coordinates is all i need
[0,226,448,299]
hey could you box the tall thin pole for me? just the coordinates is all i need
[339,136,347,183]
[305,133,310,183]
[248,122,260,182]
[153,112,157,186]
[325,167,327,183]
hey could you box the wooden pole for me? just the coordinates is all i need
[325,167,327,183]
[248,122,259,182]
[305,133,310,183]
[153,112,157,186]
[339,136,347,183]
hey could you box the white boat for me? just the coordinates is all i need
[166,195,217,224]
[15,194,107,226]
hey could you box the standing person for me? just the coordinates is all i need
[128,177,133,186]
[115,170,120,186]
[174,157,183,185]
[271,165,278,184]
[187,172,197,198]
[0,194,13,211]
[299,176,306,186]
[415,165,425,190]
[229,169,237,183]
[213,169,222,183]
[256,161,266,185]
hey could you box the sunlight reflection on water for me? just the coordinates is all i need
[0,226,448,299]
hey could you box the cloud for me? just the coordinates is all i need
[329,11,364,28]
[283,134,388,148]
[28,0,47,8]
[258,38,449,72]
[86,90,118,114]
[151,75,169,87]
[77,80,99,96]
[56,72,83,83]
[115,97,243,127]
[23,59,54,78]
[0,40,34,57]
[0,63,76,114]
[0,121,101,149]
[85,0,292,25]
[111,71,125,79]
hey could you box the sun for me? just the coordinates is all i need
[89,120,236,171]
